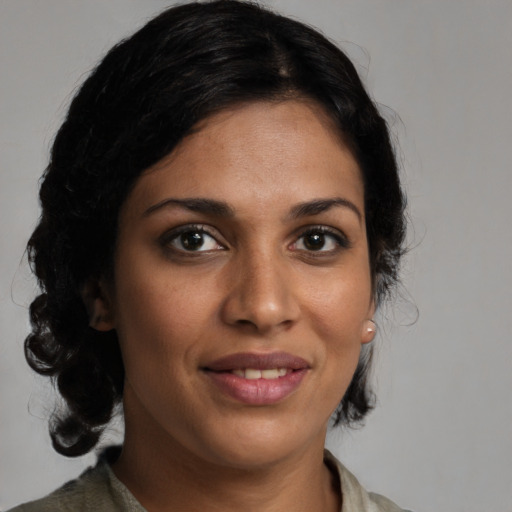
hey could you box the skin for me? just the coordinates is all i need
[93,99,375,511]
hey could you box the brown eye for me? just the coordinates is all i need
[180,231,206,251]
[164,226,225,253]
[303,232,326,251]
[292,227,349,253]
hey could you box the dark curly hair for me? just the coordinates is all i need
[25,0,406,457]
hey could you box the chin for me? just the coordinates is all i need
[188,415,325,470]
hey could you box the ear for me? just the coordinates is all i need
[361,300,377,344]
[81,279,115,332]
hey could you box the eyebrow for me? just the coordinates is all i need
[143,198,235,218]
[143,196,362,221]
[288,197,362,221]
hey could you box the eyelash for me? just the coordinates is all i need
[291,226,351,254]
[159,224,350,257]
[159,224,224,254]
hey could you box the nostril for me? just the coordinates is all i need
[236,319,255,326]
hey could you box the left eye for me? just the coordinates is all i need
[293,229,345,252]
[167,228,224,252]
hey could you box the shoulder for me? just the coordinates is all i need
[367,492,413,512]
[7,459,132,512]
[324,450,414,512]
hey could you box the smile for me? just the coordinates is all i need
[203,352,310,405]
[231,368,290,379]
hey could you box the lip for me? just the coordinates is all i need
[203,352,310,405]
[204,351,310,371]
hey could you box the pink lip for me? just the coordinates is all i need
[203,352,310,405]
[205,352,310,371]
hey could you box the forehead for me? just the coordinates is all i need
[123,100,364,219]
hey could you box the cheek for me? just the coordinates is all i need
[113,275,203,421]
[112,255,225,380]
[303,273,372,337]
[300,269,371,406]
[116,284,197,354]
[116,243,198,325]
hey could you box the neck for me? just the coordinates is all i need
[113,398,340,512]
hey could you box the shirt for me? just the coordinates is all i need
[9,449,412,511]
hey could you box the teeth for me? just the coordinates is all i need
[261,369,279,379]
[245,369,261,380]
[232,368,289,380]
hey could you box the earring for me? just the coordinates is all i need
[362,319,377,343]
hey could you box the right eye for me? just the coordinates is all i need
[163,225,225,253]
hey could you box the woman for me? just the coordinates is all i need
[11,1,409,510]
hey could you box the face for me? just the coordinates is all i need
[98,100,375,469]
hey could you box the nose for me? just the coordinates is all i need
[220,252,300,335]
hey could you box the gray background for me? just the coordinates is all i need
[1,1,511,511]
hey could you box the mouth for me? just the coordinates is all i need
[204,351,310,373]
[229,368,291,379]
[202,352,310,405]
